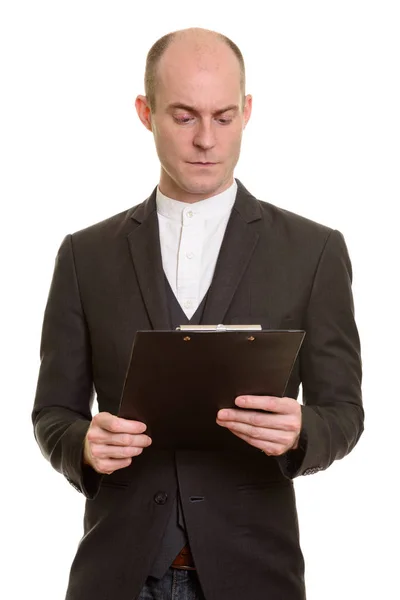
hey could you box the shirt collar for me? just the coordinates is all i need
[156,180,237,223]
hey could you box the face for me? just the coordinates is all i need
[136,40,252,203]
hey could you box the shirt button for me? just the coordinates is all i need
[186,252,194,259]
[154,491,168,505]
[186,211,194,218]
[184,300,193,309]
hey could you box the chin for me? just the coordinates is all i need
[179,175,225,197]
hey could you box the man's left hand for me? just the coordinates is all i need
[216,396,302,456]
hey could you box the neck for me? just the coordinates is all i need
[158,171,234,204]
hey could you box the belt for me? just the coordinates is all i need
[171,544,196,570]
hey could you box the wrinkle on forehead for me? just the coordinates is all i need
[158,70,241,115]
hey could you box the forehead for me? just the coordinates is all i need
[156,40,242,110]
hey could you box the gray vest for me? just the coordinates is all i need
[148,278,208,578]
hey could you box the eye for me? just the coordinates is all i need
[173,116,194,124]
[217,118,233,125]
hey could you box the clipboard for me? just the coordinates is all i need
[118,326,305,450]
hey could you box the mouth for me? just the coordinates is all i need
[188,162,218,166]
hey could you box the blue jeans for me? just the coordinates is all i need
[138,568,205,600]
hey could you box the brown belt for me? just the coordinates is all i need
[171,544,196,570]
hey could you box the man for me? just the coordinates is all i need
[32,27,363,600]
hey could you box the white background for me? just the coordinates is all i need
[1,1,399,599]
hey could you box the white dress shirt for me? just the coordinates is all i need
[156,180,238,319]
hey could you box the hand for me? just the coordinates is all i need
[216,396,301,456]
[83,412,152,474]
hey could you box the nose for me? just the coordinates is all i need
[193,119,216,151]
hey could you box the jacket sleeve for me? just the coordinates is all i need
[279,229,364,478]
[32,234,102,498]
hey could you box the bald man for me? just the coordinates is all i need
[32,28,363,600]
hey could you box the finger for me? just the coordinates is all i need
[87,429,152,448]
[218,408,269,425]
[217,420,294,446]
[90,443,146,460]
[234,395,298,414]
[227,430,286,456]
[217,409,291,432]
[94,412,148,435]
[103,433,152,448]
[94,457,133,475]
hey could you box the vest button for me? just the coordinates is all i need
[154,491,168,505]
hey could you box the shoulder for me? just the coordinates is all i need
[53,199,151,271]
[245,192,350,270]
[62,193,153,259]
[257,197,333,240]
[71,203,142,243]
[235,180,336,247]
[255,199,350,273]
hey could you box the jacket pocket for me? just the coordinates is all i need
[100,476,130,489]
[230,315,270,329]
[237,479,293,492]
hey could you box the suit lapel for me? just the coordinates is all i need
[127,189,170,330]
[202,180,262,324]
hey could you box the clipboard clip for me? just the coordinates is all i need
[176,324,262,332]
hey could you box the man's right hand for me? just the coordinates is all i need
[83,412,152,475]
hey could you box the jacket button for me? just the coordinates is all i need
[303,466,321,475]
[154,491,168,505]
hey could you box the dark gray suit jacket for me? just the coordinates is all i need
[32,180,363,600]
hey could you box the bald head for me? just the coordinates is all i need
[144,28,246,113]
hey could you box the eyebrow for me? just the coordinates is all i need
[167,103,239,115]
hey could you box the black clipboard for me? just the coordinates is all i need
[118,327,305,450]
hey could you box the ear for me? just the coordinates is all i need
[135,95,152,131]
[242,94,252,129]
